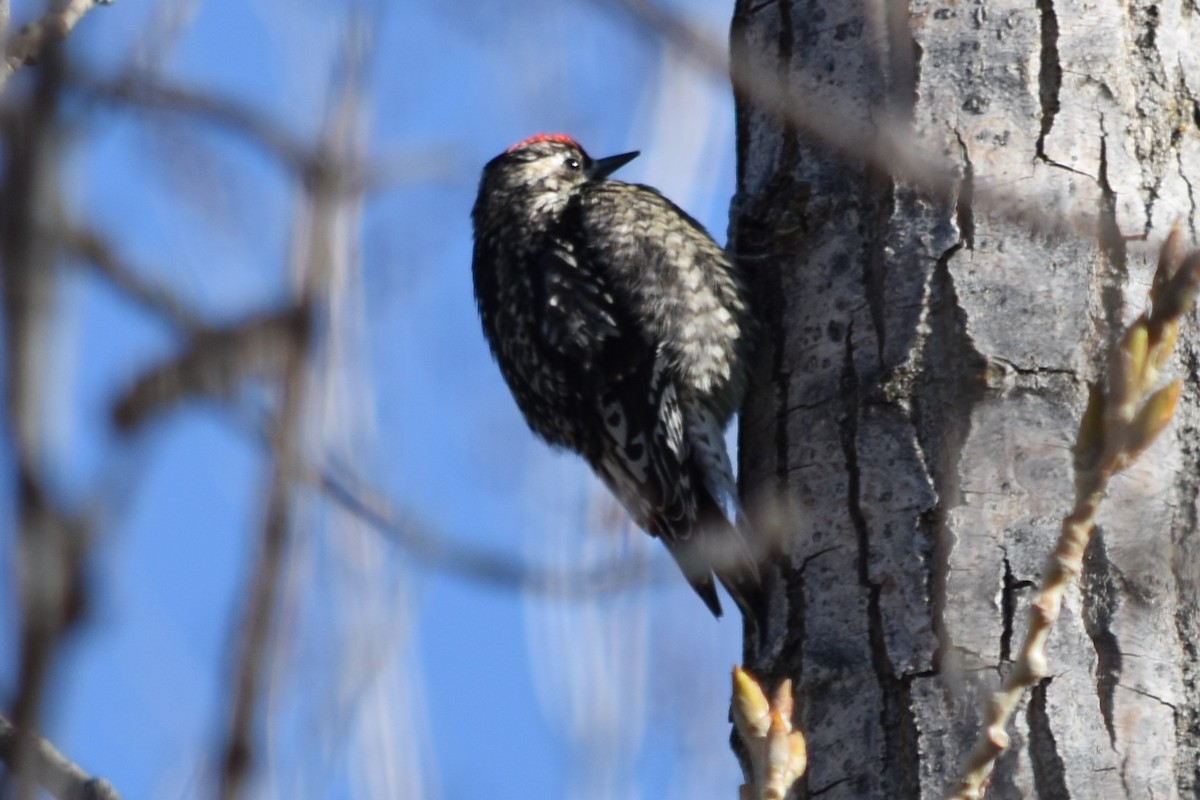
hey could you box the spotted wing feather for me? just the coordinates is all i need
[595,354,724,615]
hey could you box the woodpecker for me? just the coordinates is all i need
[471,133,762,620]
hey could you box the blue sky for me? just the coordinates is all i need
[2,1,747,798]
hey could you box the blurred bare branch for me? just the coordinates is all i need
[85,71,312,174]
[0,0,111,95]
[112,307,308,431]
[596,0,1098,239]
[216,24,368,796]
[0,39,90,800]
[0,716,123,800]
[215,177,319,800]
[218,307,310,800]
[69,195,330,800]
[80,71,464,191]
[318,468,656,597]
[0,1,9,57]
[128,0,199,70]
[67,227,208,334]
[68,222,657,600]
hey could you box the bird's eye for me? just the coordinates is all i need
[564,157,582,171]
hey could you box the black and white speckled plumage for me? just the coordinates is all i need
[471,135,761,619]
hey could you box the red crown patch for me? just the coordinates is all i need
[506,133,579,153]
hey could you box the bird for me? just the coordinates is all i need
[471,133,762,621]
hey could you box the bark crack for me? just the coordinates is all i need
[915,238,987,675]
[912,135,985,677]
[770,0,797,519]
[999,553,1034,664]
[1176,144,1197,243]
[1097,129,1127,276]
[1096,126,1127,356]
[1028,678,1071,799]
[839,330,920,796]
[985,357,1078,379]
[745,0,781,14]
[783,397,836,415]
[1082,527,1123,748]
[864,184,892,365]
[954,131,975,250]
[1035,0,1062,163]
[775,546,839,752]
[1120,683,1179,712]
[882,0,918,117]
[1171,344,1200,800]
[809,777,851,796]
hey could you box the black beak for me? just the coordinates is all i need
[588,151,639,180]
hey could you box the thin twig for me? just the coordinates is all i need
[67,227,208,334]
[214,176,325,800]
[0,39,91,800]
[0,716,123,800]
[68,225,659,598]
[216,52,357,800]
[110,307,304,431]
[82,72,311,175]
[217,304,311,800]
[0,0,111,95]
[316,467,656,596]
[949,226,1200,799]
[78,71,464,192]
[1,0,10,61]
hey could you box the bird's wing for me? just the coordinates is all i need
[534,234,624,371]
[538,193,763,620]
[593,351,724,616]
[574,183,748,407]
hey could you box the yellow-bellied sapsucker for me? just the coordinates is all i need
[471,134,761,620]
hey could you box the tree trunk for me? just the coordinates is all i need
[731,1,1200,798]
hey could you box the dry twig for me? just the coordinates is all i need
[67,227,208,333]
[1,0,111,94]
[111,307,307,431]
[67,228,659,598]
[80,71,461,193]
[216,39,362,798]
[949,225,1200,799]
[214,173,320,800]
[0,39,91,800]
[217,307,311,800]
[317,468,655,597]
[0,715,123,800]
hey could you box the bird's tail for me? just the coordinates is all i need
[686,409,769,631]
[662,485,767,632]
[594,366,767,626]
[704,495,767,631]
[710,520,767,629]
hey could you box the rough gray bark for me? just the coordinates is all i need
[730,1,1200,798]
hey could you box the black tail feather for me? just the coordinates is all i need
[660,491,766,626]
